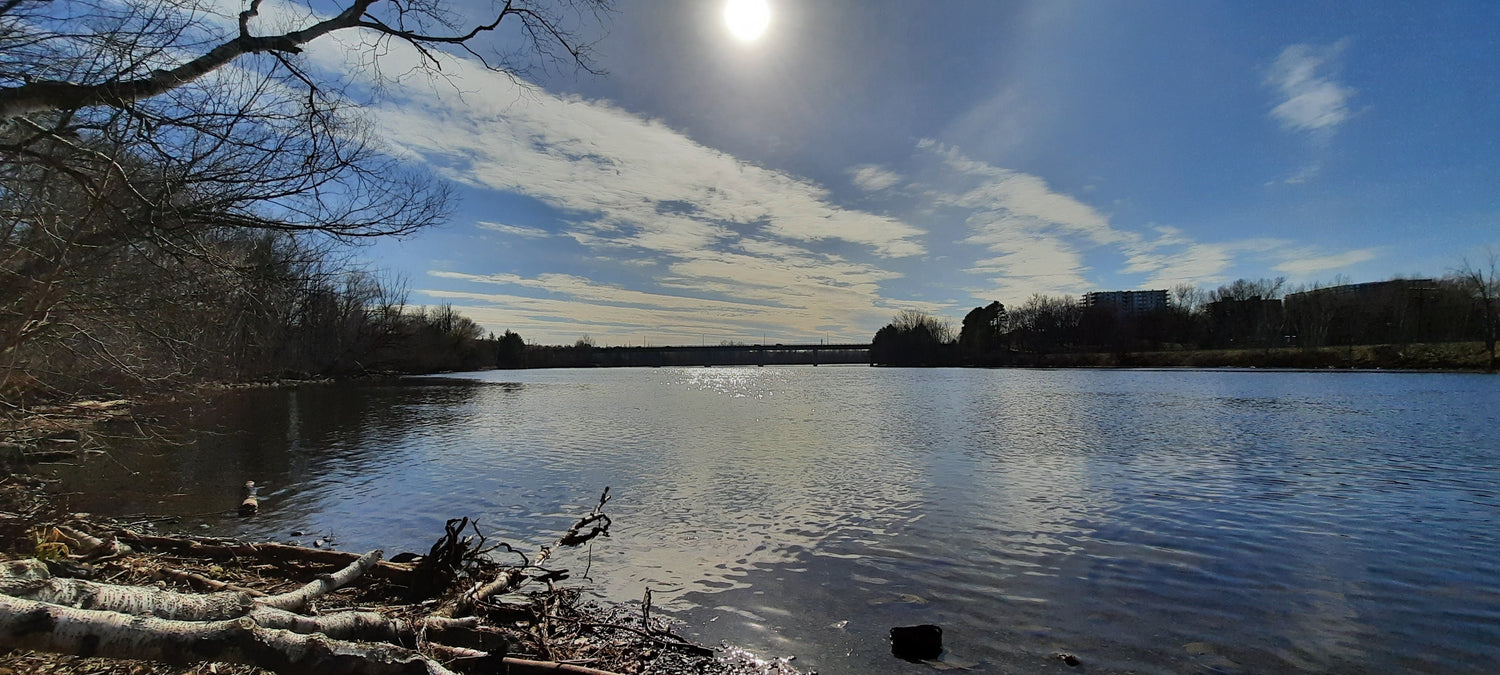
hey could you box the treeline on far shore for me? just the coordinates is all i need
[872,272,1500,370]
[0,220,613,406]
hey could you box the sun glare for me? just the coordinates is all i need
[724,0,770,42]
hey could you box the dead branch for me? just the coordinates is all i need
[408,516,488,601]
[453,487,611,616]
[153,567,266,596]
[505,657,626,675]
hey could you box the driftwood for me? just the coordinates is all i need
[506,657,630,675]
[240,481,260,516]
[455,488,613,617]
[0,594,458,675]
[0,550,464,675]
[112,529,417,580]
[153,566,267,596]
[0,486,761,675]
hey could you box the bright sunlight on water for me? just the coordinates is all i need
[51,367,1500,674]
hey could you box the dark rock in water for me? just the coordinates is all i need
[1052,651,1081,666]
[389,552,423,564]
[890,624,943,660]
[290,530,308,537]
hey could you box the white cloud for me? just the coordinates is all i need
[916,141,1129,299]
[277,19,1369,341]
[309,37,926,259]
[1278,162,1322,186]
[847,164,903,192]
[1266,40,1356,133]
[476,221,551,238]
[424,261,909,345]
[281,26,940,342]
[1273,247,1380,277]
[923,141,1125,246]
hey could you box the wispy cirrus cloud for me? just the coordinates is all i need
[1266,39,1356,134]
[426,262,918,344]
[291,17,1379,342]
[913,141,1355,300]
[476,221,552,238]
[916,140,1128,299]
[291,28,935,343]
[1123,233,1291,288]
[1273,247,1380,277]
[326,47,926,259]
[847,164,903,192]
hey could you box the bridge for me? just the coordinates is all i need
[589,343,871,367]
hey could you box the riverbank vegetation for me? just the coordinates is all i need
[873,264,1500,370]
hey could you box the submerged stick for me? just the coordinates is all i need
[239,481,259,516]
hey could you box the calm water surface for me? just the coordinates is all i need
[53,367,1500,674]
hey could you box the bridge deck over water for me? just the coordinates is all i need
[590,343,871,367]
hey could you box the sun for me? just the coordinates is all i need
[724,0,770,42]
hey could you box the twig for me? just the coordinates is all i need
[545,614,715,657]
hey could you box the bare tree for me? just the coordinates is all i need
[1452,249,1499,368]
[0,0,608,398]
[1171,283,1206,314]
[891,309,956,343]
[0,0,608,119]
[1209,277,1286,302]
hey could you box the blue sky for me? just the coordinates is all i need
[306,0,1498,345]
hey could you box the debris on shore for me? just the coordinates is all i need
[0,483,806,675]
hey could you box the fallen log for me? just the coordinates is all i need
[0,551,463,673]
[0,594,458,675]
[111,529,416,581]
[51,524,131,561]
[1,551,384,623]
[1,490,748,675]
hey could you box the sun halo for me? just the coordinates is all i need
[724,0,770,42]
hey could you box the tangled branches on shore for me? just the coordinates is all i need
[0,487,802,675]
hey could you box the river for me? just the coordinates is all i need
[49,367,1500,673]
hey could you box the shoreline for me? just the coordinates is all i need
[879,340,1497,372]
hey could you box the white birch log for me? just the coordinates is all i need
[0,594,458,675]
[0,574,253,620]
[247,606,408,643]
[258,549,383,612]
[0,550,382,621]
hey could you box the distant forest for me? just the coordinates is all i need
[872,269,1499,370]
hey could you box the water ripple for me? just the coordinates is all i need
[51,367,1500,674]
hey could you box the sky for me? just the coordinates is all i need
[300,0,1498,346]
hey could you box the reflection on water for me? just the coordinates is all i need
[49,368,1500,674]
